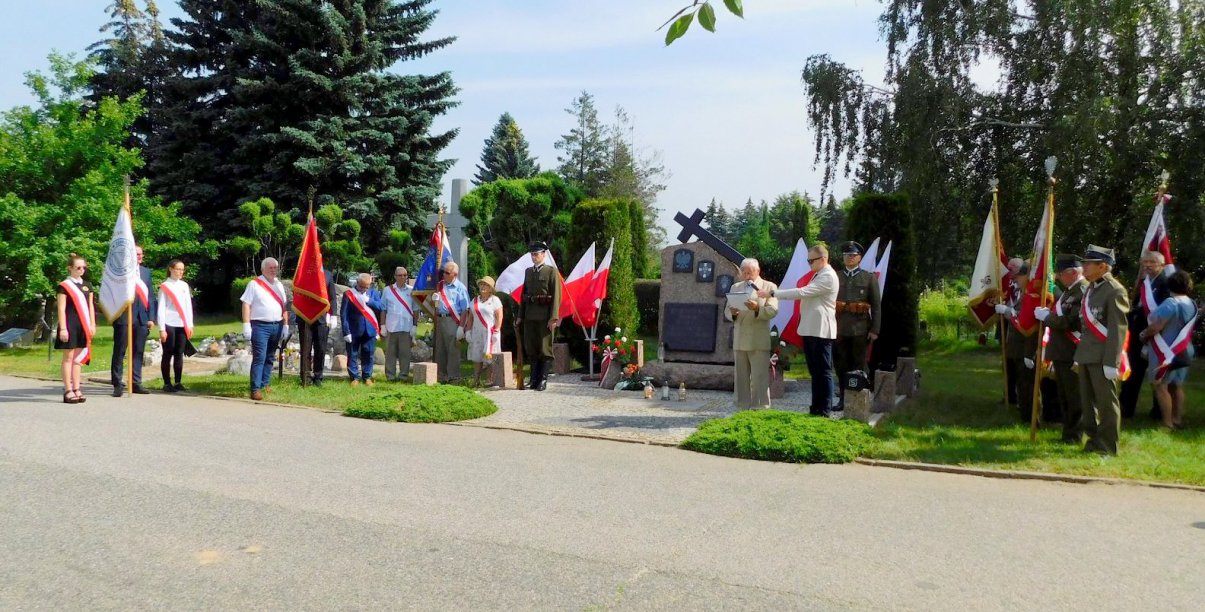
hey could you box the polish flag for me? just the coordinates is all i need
[559,242,596,321]
[769,239,815,348]
[1141,194,1174,267]
[860,237,881,274]
[495,250,559,302]
[575,239,613,329]
[873,241,892,295]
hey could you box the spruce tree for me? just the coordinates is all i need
[554,91,609,197]
[149,0,458,253]
[473,113,539,185]
[88,1,168,149]
[704,198,733,244]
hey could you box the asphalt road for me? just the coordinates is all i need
[1,376,1202,611]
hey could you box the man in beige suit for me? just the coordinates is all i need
[725,258,779,410]
[1074,245,1130,455]
[761,245,839,416]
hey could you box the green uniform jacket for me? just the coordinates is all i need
[1043,277,1087,363]
[836,267,881,337]
[518,264,562,323]
[1005,315,1039,360]
[1073,273,1130,367]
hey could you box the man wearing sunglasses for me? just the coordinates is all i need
[760,245,838,416]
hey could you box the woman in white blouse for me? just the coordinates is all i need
[466,276,504,387]
[157,260,194,392]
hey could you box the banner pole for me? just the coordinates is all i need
[1030,164,1057,442]
[124,178,135,397]
[991,181,1007,413]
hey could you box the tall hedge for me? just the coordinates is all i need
[628,199,650,278]
[845,192,919,371]
[562,198,640,367]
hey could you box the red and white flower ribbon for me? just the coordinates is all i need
[769,353,779,378]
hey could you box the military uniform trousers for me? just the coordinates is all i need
[384,330,413,381]
[734,349,771,410]
[522,319,553,360]
[1078,365,1119,455]
[434,315,462,382]
[1051,361,1083,443]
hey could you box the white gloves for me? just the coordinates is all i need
[1024,358,1034,369]
[331,318,340,332]
[344,334,353,343]
[1034,307,1050,322]
[1103,366,1120,381]
[242,322,252,338]
[325,314,333,327]
[994,304,1015,317]
[381,328,389,337]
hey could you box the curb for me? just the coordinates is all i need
[854,458,1205,493]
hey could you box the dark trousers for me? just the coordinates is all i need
[300,320,329,381]
[835,334,868,406]
[161,325,186,386]
[1004,351,1019,405]
[1052,361,1082,442]
[804,337,834,414]
[1008,356,1036,422]
[111,322,149,388]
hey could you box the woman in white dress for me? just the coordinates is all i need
[466,276,503,387]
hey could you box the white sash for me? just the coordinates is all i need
[60,279,94,364]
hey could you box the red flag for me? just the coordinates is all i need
[770,239,812,348]
[1016,197,1054,335]
[291,215,330,324]
[559,243,596,321]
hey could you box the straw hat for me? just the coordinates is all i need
[477,276,496,291]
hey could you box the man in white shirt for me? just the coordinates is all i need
[240,257,289,401]
[380,266,419,381]
[761,244,839,416]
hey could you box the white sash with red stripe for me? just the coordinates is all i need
[254,277,286,316]
[160,280,194,338]
[389,284,415,321]
[473,298,497,354]
[347,290,381,336]
[1148,301,1196,381]
[1082,286,1131,377]
[437,283,462,325]
[1140,277,1159,317]
[135,277,150,310]
[60,279,94,364]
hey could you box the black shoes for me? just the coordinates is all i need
[173,383,187,392]
[164,384,178,393]
[112,387,123,398]
[133,386,150,394]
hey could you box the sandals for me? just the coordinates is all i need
[73,387,86,403]
[63,390,80,404]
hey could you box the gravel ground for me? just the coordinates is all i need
[470,373,816,444]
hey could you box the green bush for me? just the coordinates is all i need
[681,410,877,463]
[634,279,661,336]
[342,385,497,423]
[845,192,919,369]
[230,277,255,315]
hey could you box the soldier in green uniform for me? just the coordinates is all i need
[834,241,881,408]
[1074,245,1130,455]
[1035,255,1089,443]
[997,264,1040,421]
[518,241,561,391]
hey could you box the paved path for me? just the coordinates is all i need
[475,374,814,444]
[1,375,1202,611]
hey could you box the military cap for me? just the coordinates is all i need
[1082,244,1116,266]
[840,241,864,255]
[1054,254,1082,272]
[528,240,549,253]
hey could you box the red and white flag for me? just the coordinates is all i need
[967,202,1008,327]
[559,242,596,321]
[576,239,613,329]
[1141,194,1174,268]
[1016,197,1054,336]
[496,250,560,302]
[873,241,892,295]
[770,239,815,348]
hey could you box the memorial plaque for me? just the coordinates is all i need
[672,249,693,273]
[714,274,734,297]
[662,303,718,352]
[696,260,714,283]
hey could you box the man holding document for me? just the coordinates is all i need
[759,245,839,416]
[725,258,779,410]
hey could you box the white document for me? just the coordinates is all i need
[726,288,755,313]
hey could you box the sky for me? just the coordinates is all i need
[0,0,891,238]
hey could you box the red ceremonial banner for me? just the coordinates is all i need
[292,216,330,324]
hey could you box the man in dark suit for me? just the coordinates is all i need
[293,268,338,386]
[341,272,384,386]
[111,245,155,396]
[518,241,561,391]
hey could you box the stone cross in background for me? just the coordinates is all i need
[427,178,471,286]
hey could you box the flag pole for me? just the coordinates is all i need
[1030,158,1057,442]
[124,176,134,398]
[990,179,1007,413]
[1135,170,1172,293]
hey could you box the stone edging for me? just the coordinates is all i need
[854,458,1205,493]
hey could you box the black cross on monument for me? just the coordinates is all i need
[674,208,744,266]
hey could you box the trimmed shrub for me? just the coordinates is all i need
[845,192,919,371]
[634,279,660,336]
[343,385,497,423]
[563,198,641,366]
[681,410,877,463]
[230,277,255,314]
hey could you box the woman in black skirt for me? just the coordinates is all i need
[55,253,96,404]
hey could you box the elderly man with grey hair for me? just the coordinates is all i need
[725,258,779,410]
[341,272,385,386]
[241,257,290,400]
[432,261,470,383]
[1122,250,1171,419]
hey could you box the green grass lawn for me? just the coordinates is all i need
[868,344,1205,486]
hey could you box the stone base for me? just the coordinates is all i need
[331,354,347,373]
[491,352,515,389]
[844,389,873,423]
[639,360,733,391]
[552,343,571,375]
[769,366,784,399]
[897,357,917,397]
[873,370,897,413]
[374,348,386,366]
[412,362,438,385]
[601,361,623,389]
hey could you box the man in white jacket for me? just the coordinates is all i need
[760,244,839,416]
